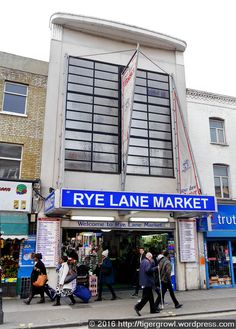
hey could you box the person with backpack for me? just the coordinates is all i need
[154,250,182,310]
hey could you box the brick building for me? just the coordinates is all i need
[0,52,48,296]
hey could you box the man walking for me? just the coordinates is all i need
[134,252,159,316]
[154,250,182,310]
[132,247,146,296]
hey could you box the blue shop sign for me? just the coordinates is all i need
[61,189,216,212]
[211,205,236,230]
[44,191,55,214]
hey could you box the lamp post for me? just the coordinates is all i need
[0,226,4,324]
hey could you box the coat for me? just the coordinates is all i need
[139,258,155,288]
[99,257,114,285]
[158,256,172,283]
[58,262,76,290]
[31,259,47,294]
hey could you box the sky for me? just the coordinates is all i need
[1,0,235,97]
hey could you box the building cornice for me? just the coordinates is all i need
[187,88,236,106]
[50,13,187,52]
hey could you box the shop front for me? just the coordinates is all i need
[0,180,32,296]
[205,204,236,288]
[43,188,217,290]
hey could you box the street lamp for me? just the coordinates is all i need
[0,226,4,324]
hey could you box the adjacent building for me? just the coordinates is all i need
[0,51,48,295]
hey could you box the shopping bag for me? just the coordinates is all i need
[44,284,57,301]
[33,274,48,287]
[73,285,91,303]
[64,273,77,284]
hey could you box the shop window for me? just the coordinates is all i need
[209,118,226,144]
[207,241,231,287]
[65,56,174,177]
[2,82,28,115]
[213,164,230,198]
[0,143,22,179]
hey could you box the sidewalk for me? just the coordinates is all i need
[2,288,236,329]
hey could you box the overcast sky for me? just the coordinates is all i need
[1,0,235,96]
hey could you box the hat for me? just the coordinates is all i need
[102,250,109,257]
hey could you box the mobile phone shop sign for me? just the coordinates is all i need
[61,189,216,212]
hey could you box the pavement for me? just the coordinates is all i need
[2,288,236,329]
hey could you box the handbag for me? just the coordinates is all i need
[33,274,48,287]
[64,268,77,284]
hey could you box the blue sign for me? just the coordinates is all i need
[61,189,216,212]
[44,191,55,214]
[211,205,236,230]
[18,237,36,278]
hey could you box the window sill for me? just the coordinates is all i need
[0,112,27,118]
[210,142,228,147]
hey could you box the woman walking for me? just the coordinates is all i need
[53,255,76,306]
[23,253,47,305]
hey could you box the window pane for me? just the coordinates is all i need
[214,177,221,198]
[94,87,118,98]
[149,113,170,123]
[67,111,92,122]
[147,72,168,82]
[95,79,118,89]
[94,105,118,116]
[65,150,91,161]
[210,128,217,143]
[149,105,170,115]
[93,143,118,153]
[150,158,173,168]
[95,71,118,81]
[68,83,93,94]
[68,74,93,85]
[132,111,147,120]
[222,178,229,198]
[0,143,22,158]
[149,131,171,140]
[69,66,93,77]
[95,62,118,73]
[150,149,172,158]
[93,123,118,134]
[218,129,225,143]
[0,159,20,179]
[65,140,91,151]
[69,57,94,68]
[148,96,169,106]
[3,94,26,114]
[92,163,118,172]
[150,167,173,176]
[67,102,93,113]
[65,160,91,171]
[66,130,92,141]
[210,119,223,129]
[129,138,148,147]
[93,153,118,163]
[127,166,149,175]
[5,83,27,95]
[94,115,118,125]
[214,165,228,176]
[148,80,169,90]
[132,119,148,129]
[66,120,92,131]
[94,97,118,107]
[129,147,149,156]
[128,156,149,166]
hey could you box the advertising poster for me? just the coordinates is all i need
[179,219,197,262]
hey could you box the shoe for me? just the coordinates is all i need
[175,304,183,309]
[37,299,45,304]
[95,297,102,301]
[150,309,160,314]
[111,296,116,300]
[52,302,61,306]
[132,293,138,296]
[23,299,30,305]
[134,305,141,316]
[69,301,76,305]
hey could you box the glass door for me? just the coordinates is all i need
[230,240,236,285]
[207,240,232,287]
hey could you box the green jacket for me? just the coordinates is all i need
[158,256,171,283]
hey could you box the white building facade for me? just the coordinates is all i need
[187,89,236,289]
[39,13,216,290]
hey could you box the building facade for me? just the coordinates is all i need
[0,51,48,295]
[38,13,217,291]
[187,88,236,289]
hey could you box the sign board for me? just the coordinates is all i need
[121,50,138,190]
[211,205,236,230]
[63,220,175,230]
[179,219,197,262]
[44,191,55,214]
[0,180,32,212]
[18,237,36,278]
[61,189,217,212]
[36,218,60,267]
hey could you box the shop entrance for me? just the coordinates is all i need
[62,229,175,288]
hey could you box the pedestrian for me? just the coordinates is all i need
[132,247,146,296]
[134,252,159,316]
[154,250,182,310]
[23,253,47,305]
[53,255,76,306]
[95,249,117,301]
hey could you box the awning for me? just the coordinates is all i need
[1,235,28,240]
[0,213,28,237]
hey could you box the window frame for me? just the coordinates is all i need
[213,164,230,199]
[2,81,28,116]
[0,143,23,179]
[209,118,226,145]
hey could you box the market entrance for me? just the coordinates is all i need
[62,228,175,288]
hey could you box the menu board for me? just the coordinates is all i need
[36,218,60,267]
[179,219,197,262]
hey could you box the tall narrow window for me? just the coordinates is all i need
[2,82,28,115]
[213,164,229,198]
[210,118,226,144]
[0,143,22,179]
